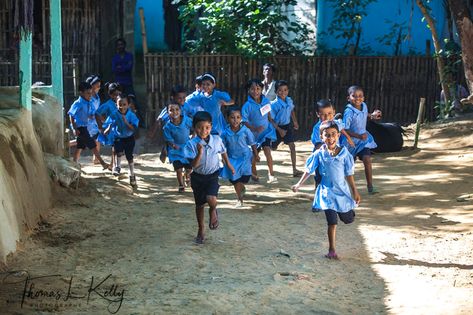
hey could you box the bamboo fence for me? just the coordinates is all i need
[144,54,442,138]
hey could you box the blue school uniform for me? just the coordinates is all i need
[96,99,117,118]
[97,117,115,146]
[270,96,294,125]
[311,119,345,149]
[185,90,201,101]
[183,90,231,135]
[220,125,255,181]
[183,135,226,175]
[68,96,92,128]
[241,96,276,148]
[305,145,357,212]
[112,52,133,87]
[87,94,101,137]
[110,109,140,139]
[163,116,192,164]
[341,103,377,156]
[157,107,170,125]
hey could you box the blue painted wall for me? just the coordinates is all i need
[134,0,167,53]
[316,0,446,55]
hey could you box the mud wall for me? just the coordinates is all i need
[0,94,53,262]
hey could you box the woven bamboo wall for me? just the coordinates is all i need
[144,54,441,138]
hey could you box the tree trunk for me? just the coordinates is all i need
[416,0,452,104]
[448,0,473,97]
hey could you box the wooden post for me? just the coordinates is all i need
[413,98,426,149]
[139,8,148,55]
[72,58,79,97]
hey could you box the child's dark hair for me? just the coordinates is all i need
[201,73,216,84]
[275,80,288,92]
[166,102,181,110]
[86,75,101,86]
[116,93,128,102]
[263,63,276,73]
[78,81,92,92]
[192,111,212,128]
[246,78,263,90]
[319,120,340,135]
[316,99,334,112]
[107,82,122,95]
[347,85,363,95]
[195,75,203,85]
[225,106,241,117]
[171,85,186,96]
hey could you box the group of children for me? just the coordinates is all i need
[68,76,140,187]
[68,69,382,257]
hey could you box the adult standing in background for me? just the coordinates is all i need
[112,38,134,95]
[262,63,277,102]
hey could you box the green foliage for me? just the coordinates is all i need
[326,0,377,55]
[434,100,455,120]
[172,0,314,57]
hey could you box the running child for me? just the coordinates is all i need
[183,73,234,135]
[109,94,140,187]
[67,81,109,169]
[163,102,193,192]
[241,79,277,183]
[184,111,235,244]
[292,121,360,259]
[270,80,303,177]
[342,86,382,194]
[147,85,187,162]
[86,75,102,164]
[221,107,260,208]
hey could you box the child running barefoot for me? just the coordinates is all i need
[342,86,382,194]
[292,121,360,259]
[184,111,235,244]
[221,107,260,208]
[270,80,303,177]
[241,79,278,183]
[163,103,193,192]
[109,94,140,187]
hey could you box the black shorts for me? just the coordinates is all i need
[229,175,251,185]
[324,209,356,225]
[257,138,272,151]
[172,160,192,171]
[114,135,135,161]
[272,123,295,149]
[76,127,96,150]
[190,171,220,207]
[356,148,371,160]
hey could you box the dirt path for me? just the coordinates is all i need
[1,117,473,314]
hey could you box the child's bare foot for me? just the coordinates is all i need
[209,209,219,230]
[178,185,185,193]
[194,234,205,244]
[325,250,339,260]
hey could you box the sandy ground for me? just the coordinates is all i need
[1,116,473,315]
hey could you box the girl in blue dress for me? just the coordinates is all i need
[221,107,260,208]
[241,79,278,184]
[183,73,234,135]
[163,103,193,192]
[292,121,361,260]
[341,86,382,194]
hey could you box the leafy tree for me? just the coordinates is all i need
[326,0,377,55]
[172,0,315,57]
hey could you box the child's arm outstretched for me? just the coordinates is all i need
[291,171,311,192]
[218,99,235,107]
[346,175,361,205]
[341,129,355,147]
[251,144,260,162]
[221,152,235,174]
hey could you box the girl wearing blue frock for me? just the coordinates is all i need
[293,121,360,260]
[341,86,382,194]
[221,108,260,208]
[241,79,278,184]
[163,103,193,192]
[183,73,234,135]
